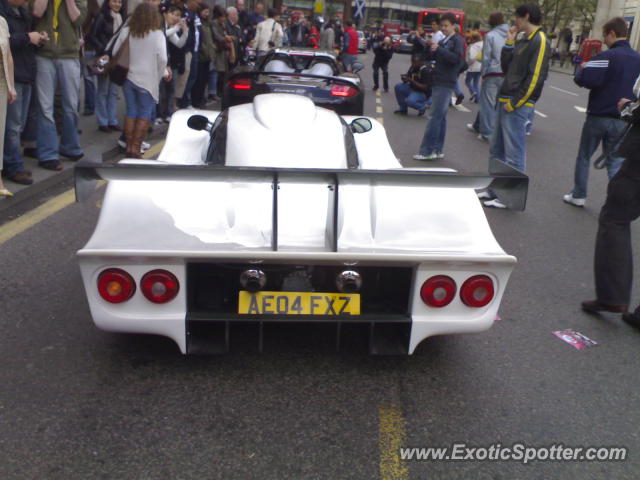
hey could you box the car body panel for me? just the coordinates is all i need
[77,95,525,355]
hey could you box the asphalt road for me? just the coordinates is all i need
[2,51,639,479]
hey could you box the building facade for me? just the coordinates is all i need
[593,0,640,49]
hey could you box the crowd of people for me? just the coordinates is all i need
[0,0,360,196]
[378,6,640,326]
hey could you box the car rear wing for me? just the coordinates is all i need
[76,160,527,224]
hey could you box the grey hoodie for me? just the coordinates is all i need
[481,23,508,77]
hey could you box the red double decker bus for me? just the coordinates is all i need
[418,8,466,33]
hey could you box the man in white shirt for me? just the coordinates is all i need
[255,8,282,57]
[430,18,445,44]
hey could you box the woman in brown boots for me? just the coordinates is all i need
[111,3,169,158]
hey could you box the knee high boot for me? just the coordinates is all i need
[132,118,151,159]
[124,117,137,157]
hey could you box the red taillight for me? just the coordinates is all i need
[460,275,494,308]
[97,268,136,303]
[229,78,251,90]
[331,84,358,97]
[140,270,180,304]
[420,275,456,308]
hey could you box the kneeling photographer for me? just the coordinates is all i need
[394,55,431,116]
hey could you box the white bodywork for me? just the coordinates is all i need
[78,94,515,354]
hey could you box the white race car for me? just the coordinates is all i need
[75,94,527,355]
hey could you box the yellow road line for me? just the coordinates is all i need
[377,117,384,125]
[376,89,381,97]
[142,139,166,159]
[379,403,409,480]
[376,106,383,114]
[0,189,75,246]
[376,97,382,104]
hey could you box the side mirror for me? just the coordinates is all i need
[350,117,372,134]
[351,62,364,73]
[187,114,212,133]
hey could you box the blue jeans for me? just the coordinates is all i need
[394,82,427,112]
[123,80,156,120]
[21,89,38,145]
[418,85,452,155]
[342,53,357,72]
[95,75,119,127]
[208,69,218,96]
[36,56,83,161]
[83,51,96,114]
[179,51,199,108]
[3,82,31,176]
[465,71,480,100]
[489,103,533,173]
[475,76,502,136]
[525,107,535,134]
[453,78,463,96]
[571,115,626,199]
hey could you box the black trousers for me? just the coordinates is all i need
[372,62,389,90]
[191,61,210,109]
[594,159,640,306]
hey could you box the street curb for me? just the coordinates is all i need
[0,167,74,213]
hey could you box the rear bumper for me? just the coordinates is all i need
[78,254,513,355]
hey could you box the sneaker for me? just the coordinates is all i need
[117,137,126,150]
[154,118,164,126]
[483,198,507,209]
[477,134,489,142]
[466,123,478,133]
[383,88,388,93]
[477,190,494,200]
[435,152,445,159]
[455,93,464,105]
[372,86,378,91]
[417,108,426,116]
[563,193,585,207]
[394,110,407,115]
[141,141,150,153]
[98,126,111,133]
[164,116,172,123]
[109,125,122,132]
[413,153,438,161]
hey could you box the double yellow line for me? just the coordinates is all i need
[0,140,165,247]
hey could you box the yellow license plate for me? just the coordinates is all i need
[238,291,360,315]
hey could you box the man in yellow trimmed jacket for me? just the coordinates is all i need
[481,3,550,209]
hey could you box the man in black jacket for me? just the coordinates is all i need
[480,3,550,208]
[581,78,640,325]
[413,12,463,161]
[372,34,393,92]
[394,55,430,115]
[0,0,48,185]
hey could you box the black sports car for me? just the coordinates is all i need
[222,48,365,116]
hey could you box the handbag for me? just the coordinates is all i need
[107,34,130,86]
